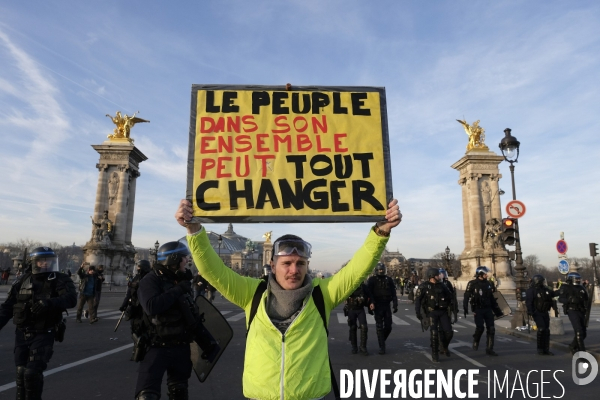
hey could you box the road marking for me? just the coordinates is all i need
[226,312,246,322]
[448,341,486,367]
[336,313,411,326]
[0,344,133,393]
[459,319,477,327]
[405,315,421,323]
[452,323,467,329]
[392,316,410,326]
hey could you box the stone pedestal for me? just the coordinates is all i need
[550,315,565,335]
[451,149,516,294]
[82,141,147,286]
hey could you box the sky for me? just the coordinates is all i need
[1,1,599,273]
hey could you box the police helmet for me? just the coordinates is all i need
[136,259,152,275]
[376,263,386,275]
[29,247,59,274]
[427,267,440,280]
[531,274,545,287]
[475,266,490,278]
[566,272,582,285]
[439,268,448,280]
[157,241,190,268]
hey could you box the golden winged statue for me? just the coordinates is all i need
[457,119,488,152]
[106,111,149,143]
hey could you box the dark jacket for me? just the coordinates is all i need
[0,272,77,330]
[526,285,557,315]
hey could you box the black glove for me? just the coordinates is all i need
[177,280,192,293]
[452,314,458,324]
[119,306,127,312]
[463,310,468,318]
[393,307,398,313]
[416,313,423,320]
[31,300,49,314]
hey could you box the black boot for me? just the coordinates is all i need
[23,368,43,400]
[543,330,554,355]
[377,329,386,355]
[443,330,453,357]
[569,337,578,355]
[472,328,484,351]
[359,325,369,355]
[486,329,498,356]
[167,382,188,400]
[349,325,358,354]
[16,366,25,400]
[536,331,545,355]
[576,332,586,352]
[431,330,439,363]
[136,390,161,400]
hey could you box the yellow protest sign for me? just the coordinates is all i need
[186,85,393,222]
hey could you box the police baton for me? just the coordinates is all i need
[114,310,126,332]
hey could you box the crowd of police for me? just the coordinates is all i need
[0,245,594,399]
[343,264,593,364]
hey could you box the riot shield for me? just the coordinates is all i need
[584,284,594,328]
[191,295,234,382]
[493,291,512,320]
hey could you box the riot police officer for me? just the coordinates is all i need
[119,260,152,361]
[439,268,458,351]
[367,263,398,355]
[415,268,454,362]
[0,247,77,400]
[558,272,589,354]
[463,266,503,356]
[344,282,371,355]
[135,241,197,400]
[526,274,558,355]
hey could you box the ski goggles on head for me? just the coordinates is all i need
[273,239,312,259]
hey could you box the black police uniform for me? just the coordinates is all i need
[442,278,459,323]
[525,283,558,355]
[120,264,152,361]
[344,283,371,355]
[558,283,589,353]
[135,265,196,399]
[415,280,454,361]
[463,278,503,355]
[367,273,398,354]
[0,271,77,399]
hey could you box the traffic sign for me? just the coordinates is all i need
[558,260,569,275]
[556,239,568,254]
[506,200,526,218]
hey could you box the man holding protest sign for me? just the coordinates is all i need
[175,198,401,400]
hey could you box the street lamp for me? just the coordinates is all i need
[443,246,458,280]
[258,253,263,277]
[499,128,526,327]
[217,235,223,259]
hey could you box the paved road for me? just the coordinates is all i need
[0,290,598,399]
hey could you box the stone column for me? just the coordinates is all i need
[83,141,147,284]
[468,174,483,252]
[112,165,130,246]
[93,164,109,221]
[125,170,140,244]
[490,174,502,221]
[459,178,471,254]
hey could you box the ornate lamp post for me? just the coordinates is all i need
[443,246,459,280]
[499,128,526,327]
[217,235,223,259]
[258,253,263,277]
